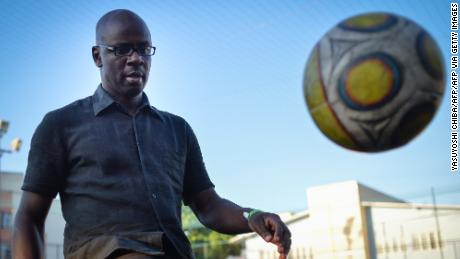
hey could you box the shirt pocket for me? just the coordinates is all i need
[161,149,186,191]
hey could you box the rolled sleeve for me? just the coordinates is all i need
[22,112,66,198]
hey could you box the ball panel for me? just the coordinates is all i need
[339,13,397,32]
[338,53,401,111]
[391,102,435,147]
[305,47,359,150]
[345,59,393,105]
[304,47,326,110]
[310,105,359,150]
[416,31,444,80]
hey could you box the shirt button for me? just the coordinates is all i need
[152,193,157,199]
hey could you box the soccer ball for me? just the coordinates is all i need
[303,12,445,152]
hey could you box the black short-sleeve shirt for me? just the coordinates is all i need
[22,85,214,258]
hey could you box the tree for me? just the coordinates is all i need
[182,206,243,259]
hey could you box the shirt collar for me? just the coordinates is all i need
[92,84,164,122]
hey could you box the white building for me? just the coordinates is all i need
[0,171,65,259]
[232,181,460,259]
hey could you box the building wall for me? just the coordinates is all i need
[242,181,370,259]
[366,204,460,259]
[240,182,460,259]
[0,172,23,259]
[306,181,368,259]
[0,172,65,259]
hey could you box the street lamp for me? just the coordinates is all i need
[0,120,22,171]
[0,120,9,136]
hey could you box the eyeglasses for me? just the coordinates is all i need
[98,44,156,56]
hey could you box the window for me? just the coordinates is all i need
[384,242,390,253]
[412,235,420,251]
[309,247,314,259]
[392,238,398,252]
[0,244,12,259]
[429,232,437,249]
[421,233,428,250]
[0,212,12,229]
[400,239,407,252]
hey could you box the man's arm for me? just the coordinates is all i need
[13,191,53,259]
[188,187,291,259]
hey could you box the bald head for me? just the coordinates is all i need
[96,9,151,45]
[92,9,152,101]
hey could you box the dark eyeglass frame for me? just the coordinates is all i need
[97,44,156,56]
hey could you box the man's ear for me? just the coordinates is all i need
[92,46,102,67]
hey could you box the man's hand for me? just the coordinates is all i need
[189,188,291,258]
[248,212,292,259]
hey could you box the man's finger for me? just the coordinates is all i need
[264,216,284,242]
[264,217,284,242]
[249,214,273,242]
[283,233,292,255]
[260,226,273,242]
[275,228,291,256]
[272,220,284,242]
[277,243,284,253]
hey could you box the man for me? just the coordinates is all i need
[13,9,291,259]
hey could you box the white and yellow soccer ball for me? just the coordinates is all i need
[304,12,445,152]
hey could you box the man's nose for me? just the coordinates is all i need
[127,50,144,65]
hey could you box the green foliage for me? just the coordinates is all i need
[182,206,243,259]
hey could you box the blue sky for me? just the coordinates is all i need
[0,1,458,212]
